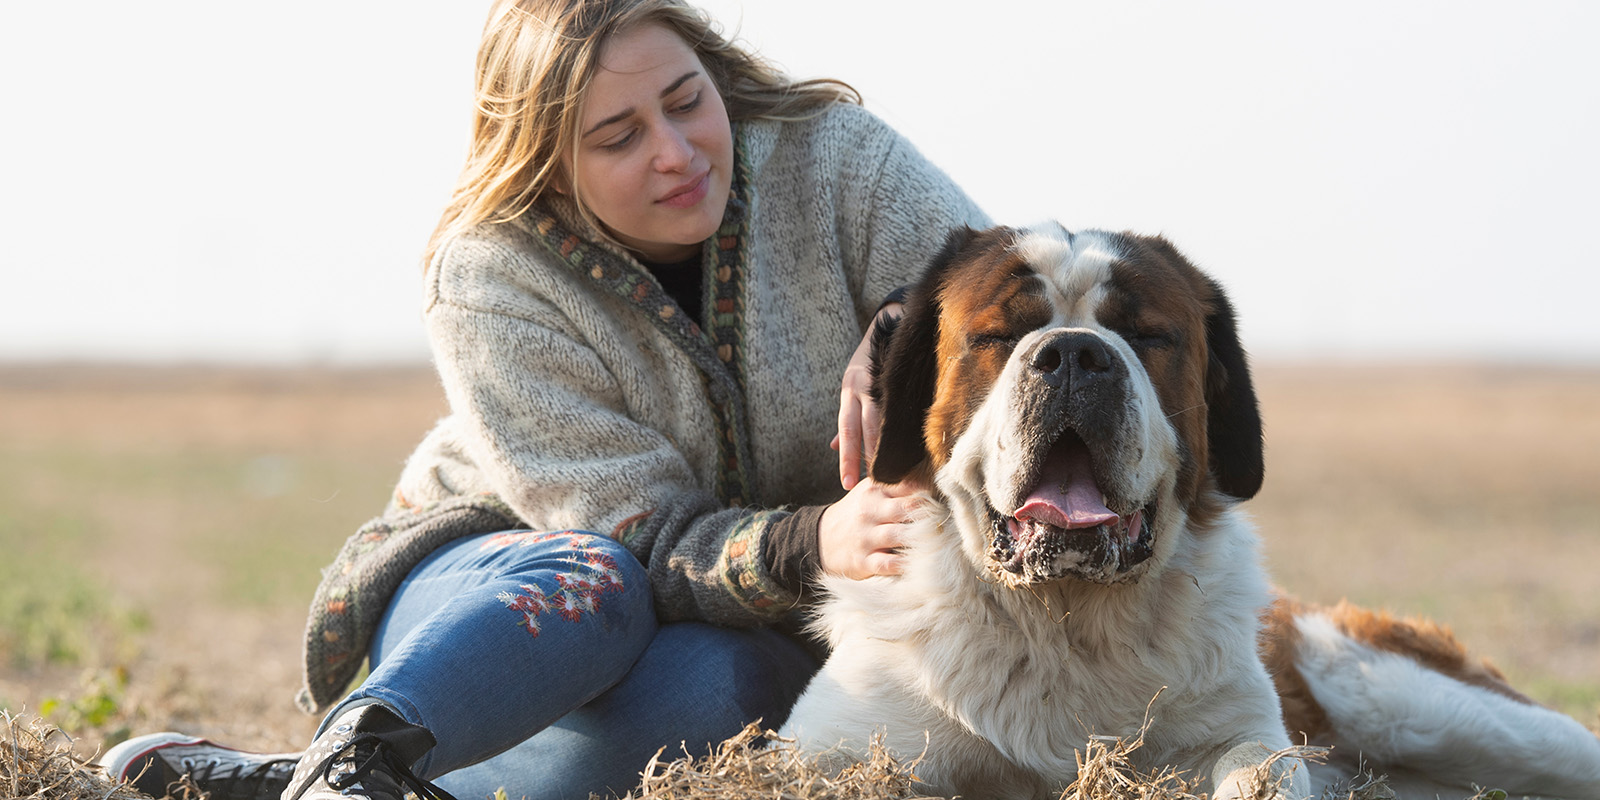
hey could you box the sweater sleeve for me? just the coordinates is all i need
[759,504,827,597]
[614,497,824,621]
[417,237,805,626]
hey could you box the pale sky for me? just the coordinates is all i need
[3,1,1597,364]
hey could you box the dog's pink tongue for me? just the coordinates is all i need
[1014,445,1119,530]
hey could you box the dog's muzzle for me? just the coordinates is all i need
[986,331,1158,585]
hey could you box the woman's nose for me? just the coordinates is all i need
[652,123,694,172]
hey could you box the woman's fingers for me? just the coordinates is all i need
[860,395,882,475]
[837,524,907,579]
[837,304,901,491]
[859,513,912,577]
[863,546,906,577]
[836,388,864,489]
[818,476,923,580]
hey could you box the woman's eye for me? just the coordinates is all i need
[670,92,702,115]
[600,130,636,151]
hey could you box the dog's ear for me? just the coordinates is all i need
[1202,277,1265,500]
[868,226,976,484]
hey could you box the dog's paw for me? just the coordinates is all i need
[1213,743,1314,800]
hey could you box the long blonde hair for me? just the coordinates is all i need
[424,0,860,265]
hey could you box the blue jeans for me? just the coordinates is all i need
[331,530,818,800]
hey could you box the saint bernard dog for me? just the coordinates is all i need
[779,224,1600,800]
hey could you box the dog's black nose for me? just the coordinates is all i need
[1030,331,1113,387]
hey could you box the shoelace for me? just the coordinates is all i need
[188,756,298,800]
[287,732,459,800]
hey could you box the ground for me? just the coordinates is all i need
[1,362,1596,761]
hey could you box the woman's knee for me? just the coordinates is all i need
[442,622,820,797]
[621,623,819,737]
[475,530,646,581]
[443,530,652,614]
[371,529,654,669]
[683,624,819,728]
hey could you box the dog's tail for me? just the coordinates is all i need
[1263,596,1600,799]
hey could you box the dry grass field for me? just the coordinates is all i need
[1,362,1596,775]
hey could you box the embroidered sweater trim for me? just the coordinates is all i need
[716,509,795,615]
[523,131,757,509]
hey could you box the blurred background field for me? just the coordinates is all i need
[0,362,1596,758]
[5,2,1598,787]
[0,366,446,752]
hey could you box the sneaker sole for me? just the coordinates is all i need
[99,733,210,778]
[99,734,300,779]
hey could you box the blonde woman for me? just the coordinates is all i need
[102,1,987,799]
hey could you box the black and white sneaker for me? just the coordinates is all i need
[282,704,455,800]
[99,733,299,800]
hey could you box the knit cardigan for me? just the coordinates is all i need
[296,103,989,713]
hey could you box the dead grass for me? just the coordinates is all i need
[610,721,1374,800]
[618,723,934,800]
[1055,732,1209,800]
[0,710,145,800]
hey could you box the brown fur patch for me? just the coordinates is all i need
[1319,599,1536,706]
[1100,248,1212,505]
[1263,595,1537,744]
[1096,232,1265,515]
[922,235,1049,469]
[1259,594,1334,741]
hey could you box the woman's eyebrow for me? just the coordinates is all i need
[658,70,699,98]
[583,70,702,137]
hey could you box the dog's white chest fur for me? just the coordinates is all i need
[781,505,1291,799]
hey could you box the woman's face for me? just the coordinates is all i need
[571,23,734,262]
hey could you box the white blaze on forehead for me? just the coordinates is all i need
[1013,225,1122,325]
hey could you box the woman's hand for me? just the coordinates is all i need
[832,302,902,490]
[818,476,922,579]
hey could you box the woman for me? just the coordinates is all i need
[103,1,987,799]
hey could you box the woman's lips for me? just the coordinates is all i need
[658,172,709,209]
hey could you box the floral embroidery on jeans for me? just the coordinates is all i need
[487,531,627,637]
[481,530,566,551]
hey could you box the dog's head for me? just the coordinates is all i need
[871,224,1262,586]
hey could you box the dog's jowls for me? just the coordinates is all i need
[779,224,1600,800]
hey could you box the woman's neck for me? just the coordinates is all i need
[631,241,699,262]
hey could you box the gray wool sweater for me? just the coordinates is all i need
[296,103,988,712]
